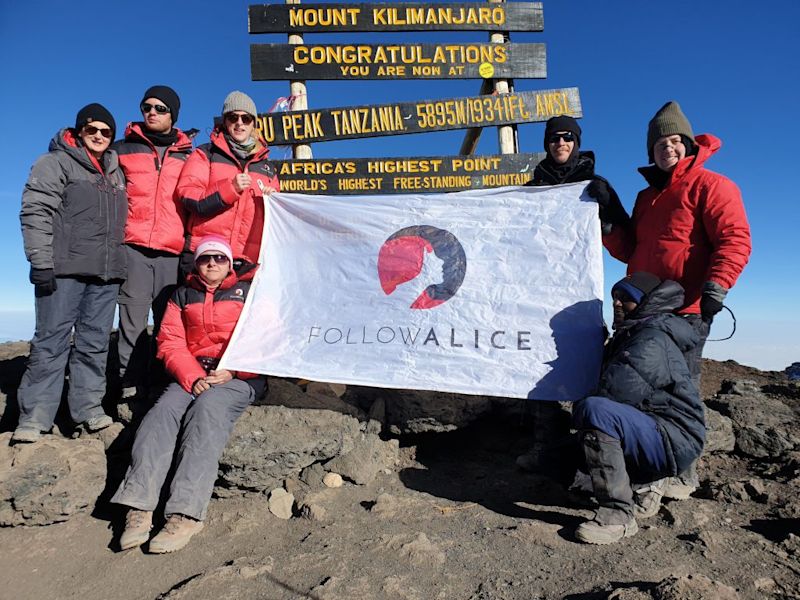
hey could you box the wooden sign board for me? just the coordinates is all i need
[273,153,545,195]
[251,43,546,80]
[248,2,543,33]
[236,88,580,145]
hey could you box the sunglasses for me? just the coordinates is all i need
[141,102,170,115]
[547,132,575,144]
[83,125,113,139]
[195,254,230,266]
[225,112,255,125]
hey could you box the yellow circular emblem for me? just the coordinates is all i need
[479,62,495,79]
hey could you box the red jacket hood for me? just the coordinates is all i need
[639,133,722,185]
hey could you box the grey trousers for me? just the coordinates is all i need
[111,379,255,521]
[17,277,119,430]
[117,245,179,386]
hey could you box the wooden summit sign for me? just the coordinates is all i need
[244,88,579,145]
[273,153,545,195]
[251,43,546,80]
[248,2,543,33]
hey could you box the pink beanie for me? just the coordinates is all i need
[194,235,233,264]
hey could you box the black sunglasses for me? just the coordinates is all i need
[225,112,255,126]
[547,132,576,144]
[195,254,230,266]
[83,125,113,139]
[141,102,170,115]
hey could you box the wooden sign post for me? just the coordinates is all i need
[249,2,544,33]
[274,152,545,194]
[239,88,580,145]
[247,0,580,195]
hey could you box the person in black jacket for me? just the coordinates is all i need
[572,272,705,544]
[525,115,629,232]
[14,103,127,443]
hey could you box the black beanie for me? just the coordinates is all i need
[141,85,180,123]
[74,103,116,138]
[543,115,581,151]
[612,272,662,304]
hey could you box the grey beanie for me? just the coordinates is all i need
[647,101,695,162]
[222,91,257,118]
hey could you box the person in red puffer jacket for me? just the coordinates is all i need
[603,101,751,500]
[176,91,279,273]
[113,85,195,400]
[111,236,265,554]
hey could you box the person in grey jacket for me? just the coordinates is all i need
[571,272,705,544]
[13,103,127,443]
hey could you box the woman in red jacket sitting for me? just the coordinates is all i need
[111,235,264,554]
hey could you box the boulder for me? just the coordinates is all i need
[707,380,799,459]
[0,433,106,526]
[384,389,493,434]
[324,434,399,485]
[703,407,735,453]
[219,404,364,493]
[652,574,739,599]
[259,377,364,419]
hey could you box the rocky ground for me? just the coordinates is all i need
[0,339,798,600]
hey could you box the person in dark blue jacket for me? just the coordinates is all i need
[572,272,705,544]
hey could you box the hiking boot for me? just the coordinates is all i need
[664,463,699,500]
[633,478,667,519]
[11,426,42,443]
[119,509,153,551]
[575,515,638,545]
[85,414,113,432]
[149,514,204,554]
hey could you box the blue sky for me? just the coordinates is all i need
[0,0,798,371]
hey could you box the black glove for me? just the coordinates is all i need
[29,267,57,297]
[586,179,630,227]
[700,294,724,323]
[179,251,195,281]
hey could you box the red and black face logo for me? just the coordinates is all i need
[377,225,467,309]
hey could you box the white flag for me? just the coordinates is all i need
[221,184,605,400]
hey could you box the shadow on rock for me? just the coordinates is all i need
[399,417,581,521]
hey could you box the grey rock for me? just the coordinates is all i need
[0,433,106,526]
[652,574,740,599]
[299,501,327,522]
[736,425,796,459]
[385,389,493,434]
[300,462,327,487]
[323,472,343,488]
[268,487,294,519]
[324,434,399,485]
[708,380,798,459]
[220,404,364,492]
[703,407,735,453]
[259,377,364,419]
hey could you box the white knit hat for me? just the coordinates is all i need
[194,235,233,264]
[222,91,257,118]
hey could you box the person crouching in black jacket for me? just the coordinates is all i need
[572,272,705,545]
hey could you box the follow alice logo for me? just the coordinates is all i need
[377,225,467,309]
